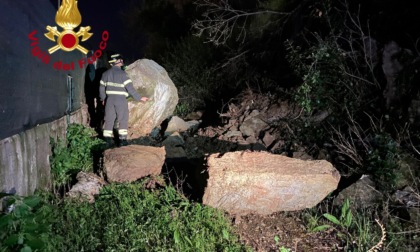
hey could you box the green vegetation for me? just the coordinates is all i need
[274,235,291,252]
[285,37,354,115]
[307,199,385,251]
[0,193,55,252]
[1,182,247,252]
[49,124,105,189]
[312,199,353,234]
[366,133,400,191]
[48,182,246,251]
[1,124,247,252]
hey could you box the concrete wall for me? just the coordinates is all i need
[0,1,92,197]
[0,108,89,196]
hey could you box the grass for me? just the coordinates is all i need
[302,197,420,252]
[1,180,249,251]
[24,180,249,252]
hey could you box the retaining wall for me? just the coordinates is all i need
[0,107,88,197]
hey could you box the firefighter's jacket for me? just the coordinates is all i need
[99,66,141,102]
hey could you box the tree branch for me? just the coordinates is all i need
[192,0,289,46]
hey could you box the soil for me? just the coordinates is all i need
[231,211,343,252]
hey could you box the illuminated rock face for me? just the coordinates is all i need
[203,151,341,215]
[125,59,179,139]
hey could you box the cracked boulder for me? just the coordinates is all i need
[203,151,340,215]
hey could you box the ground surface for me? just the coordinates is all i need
[231,211,343,252]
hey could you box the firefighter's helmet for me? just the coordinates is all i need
[108,53,123,64]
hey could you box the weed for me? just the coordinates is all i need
[274,235,291,252]
[174,102,192,118]
[0,193,55,252]
[279,246,291,252]
[49,124,105,190]
[366,133,400,191]
[309,199,387,251]
[45,181,248,251]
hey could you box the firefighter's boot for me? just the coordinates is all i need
[104,137,114,148]
[119,137,128,147]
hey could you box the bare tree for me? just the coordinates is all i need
[192,0,289,46]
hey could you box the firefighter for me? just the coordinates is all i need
[99,53,149,146]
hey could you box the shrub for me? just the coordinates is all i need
[366,133,400,191]
[49,124,105,189]
[45,181,248,251]
[285,36,371,116]
[0,194,56,252]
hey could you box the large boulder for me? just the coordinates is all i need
[103,145,166,183]
[203,151,340,215]
[125,59,179,139]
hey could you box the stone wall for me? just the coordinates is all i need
[0,108,88,197]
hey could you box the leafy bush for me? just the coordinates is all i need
[49,124,105,189]
[45,181,247,251]
[366,133,400,191]
[174,102,192,118]
[0,194,55,252]
[285,36,368,116]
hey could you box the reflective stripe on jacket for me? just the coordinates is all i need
[99,66,141,101]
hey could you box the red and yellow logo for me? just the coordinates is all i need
[28,0,109,70]
[44,0,92,54]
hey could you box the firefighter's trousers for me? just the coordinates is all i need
[103,96,129,139]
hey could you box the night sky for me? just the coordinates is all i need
[48,0,144,60]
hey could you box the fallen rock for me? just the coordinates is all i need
[392,186,420,223]
[125,59,179,138]
[165,116,190,135]
[164,116,201,136]
[184,110,204,121]
[334,175,383,209]
[103,145,166,183]
[239,116,269,138]
[203,151,340,215]
[393,186,420,208]
[162,132,187,160]
[262,131,276,148]
[67,172,107,203]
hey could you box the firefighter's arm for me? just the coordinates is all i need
[99,79,107,103]
[124,79,143,102]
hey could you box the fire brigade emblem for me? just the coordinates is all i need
[44,0,92,54]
